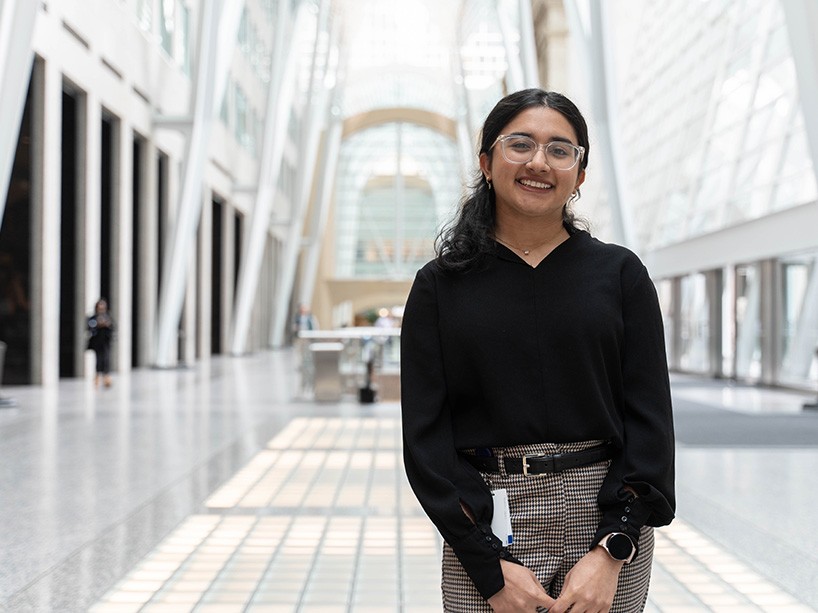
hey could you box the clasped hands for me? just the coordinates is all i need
[487,547,622,613]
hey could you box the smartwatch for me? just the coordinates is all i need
[598,532,636,564]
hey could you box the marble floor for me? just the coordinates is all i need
[0,350,816,612]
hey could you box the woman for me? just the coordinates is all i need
[87,298,114,387]
[400,89,674,612]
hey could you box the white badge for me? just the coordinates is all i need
[491,489,513,546]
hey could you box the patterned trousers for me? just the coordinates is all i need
[442,441,654,612]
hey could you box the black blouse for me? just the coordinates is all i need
[400,230,675,599]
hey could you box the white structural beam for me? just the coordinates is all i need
[154,0,242,367]
[496,0,540,92]
[451,7,477,183]
[517,0,540,88]
[643,200,818,279]
[496,0,525,92]
[298,22,345,311]
[781,0,818,195]
[564,0,633,249]
[230,0,310,354]
[0,0,38,227]
[298,111,343,310]
[268,0,331,349]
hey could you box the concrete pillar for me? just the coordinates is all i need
[79,91,102,377]
[137,140,159,366]
[112,119,134,371]
[32,58,62,385]
[196,189,212,358]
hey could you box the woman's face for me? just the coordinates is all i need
[480,106,586,223]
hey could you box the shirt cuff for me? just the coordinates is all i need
[449,523,506,600]
[591,493,652,556]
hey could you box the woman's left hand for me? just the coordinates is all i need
[546,546,622,613]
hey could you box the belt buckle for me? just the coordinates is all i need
[521,454,550,477]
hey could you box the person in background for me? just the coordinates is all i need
[400,89,675,612]
[374,307,395,328]
[293,303,318,335]
[87,298,114,388]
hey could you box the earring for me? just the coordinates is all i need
[485,177,492,190]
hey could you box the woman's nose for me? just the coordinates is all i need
[527,148,551,169]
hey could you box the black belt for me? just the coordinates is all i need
[461,443,613,476]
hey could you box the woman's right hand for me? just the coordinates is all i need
[487,559,556,612]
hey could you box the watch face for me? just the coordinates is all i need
[607,533,634,560]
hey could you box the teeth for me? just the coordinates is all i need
[519,179,552,189]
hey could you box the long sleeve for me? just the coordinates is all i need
[593,262,676,549]
[400,264,509,600]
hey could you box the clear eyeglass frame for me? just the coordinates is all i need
[492,134,585,170]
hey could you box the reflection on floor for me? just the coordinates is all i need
[1,352,816,612]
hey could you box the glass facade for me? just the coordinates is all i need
[614,0,818,390]
[617,0,817,251]
[335,123,459,278]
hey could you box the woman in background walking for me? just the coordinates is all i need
[87,298,114,388]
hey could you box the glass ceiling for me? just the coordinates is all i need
[317,0,517,279]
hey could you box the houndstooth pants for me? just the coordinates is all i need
[442,441,654,612]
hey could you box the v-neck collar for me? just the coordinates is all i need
[493,225,584,268]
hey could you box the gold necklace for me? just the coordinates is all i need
[494,228,564,256]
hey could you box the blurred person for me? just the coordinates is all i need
[400,89,675,612]
[87,298,114,387]
[293,303,318,335]
[374,307,395,328]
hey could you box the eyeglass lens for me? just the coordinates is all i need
[500,136,580,169]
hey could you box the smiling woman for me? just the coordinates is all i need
[401,88,675,613]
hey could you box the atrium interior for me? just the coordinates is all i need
[0,0,817,611]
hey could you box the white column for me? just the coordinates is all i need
[138,140,159,366]
[564,0,633,249]
[33,58,62,386]
[113,119,134,371]
[781,0,818,194]
[80,92,102,376]
[154,0,225,367]
[197,189,212,358]
[0,0,38,226]
[230,0,310,353]
[781,261,818,379]
[182,240,196,364]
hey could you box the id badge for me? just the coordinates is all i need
[491,489,513,545]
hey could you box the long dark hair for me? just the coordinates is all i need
[435,89,590,272]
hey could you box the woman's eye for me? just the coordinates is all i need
[510,141,533,151]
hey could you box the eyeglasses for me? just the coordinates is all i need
[491,135,585,170]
